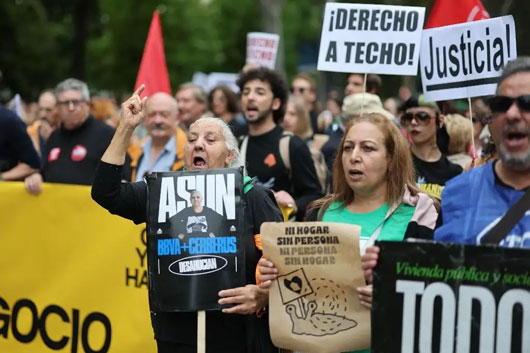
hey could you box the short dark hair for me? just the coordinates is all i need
[349,73,382,93]
[237,67,288,123]
[366,74,382,93]
[208,85,239,115]
[497,57,530,93]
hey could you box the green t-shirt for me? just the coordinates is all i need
[322,201,415,353]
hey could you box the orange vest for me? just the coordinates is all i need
[27,121,42,155]
[127,128,187,181]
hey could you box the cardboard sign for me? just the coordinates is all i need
[372,241,530,353]
[246,32,280,69]
[146,168,245,311]
[261,222,370,353]
[317,2,425,75]
[420,16,516,102]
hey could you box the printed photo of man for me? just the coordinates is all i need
[170,190,226,237]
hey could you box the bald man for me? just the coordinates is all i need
[27,89,59,161]
[127,92,187,181]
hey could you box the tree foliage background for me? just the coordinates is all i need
[0,0,527,102]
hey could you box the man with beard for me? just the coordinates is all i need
[238,67,322,220]
[435,57,530,248]
[128,92,187,181]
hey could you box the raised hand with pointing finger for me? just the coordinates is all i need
[101,84,148,165]
[120,84,148,130]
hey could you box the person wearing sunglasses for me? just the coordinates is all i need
[291,73,320,134]
[435,57,530,248]
[400,95,463,200]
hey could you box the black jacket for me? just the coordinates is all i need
[91,161,282,352]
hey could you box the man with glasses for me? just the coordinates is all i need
[25,78,117,194]
[401,95,463,200]
[435,57,530,248]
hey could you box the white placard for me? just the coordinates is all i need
[192,72,209,91]
[420,16,516,102]
[206,72,239,93]
[246,32,280,69]
[317,3,425,75]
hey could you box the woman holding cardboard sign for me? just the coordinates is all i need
[92,85,282,353]
[259,113,438,351]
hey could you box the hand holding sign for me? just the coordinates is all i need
[120,84,148,130]
[361,245,380,284]
[258,257,279,289]
[357,285,373,309]
[246,32,280,69]
[218,284,269,314]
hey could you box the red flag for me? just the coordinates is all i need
[134,10,171,98]
[425,0,490,29]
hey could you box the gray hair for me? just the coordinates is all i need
[188,116,243,169]
[55,78,90,101]
[178,83,207,104]
[497,57,530,93]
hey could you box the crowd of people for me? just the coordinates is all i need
[1,56,529,352]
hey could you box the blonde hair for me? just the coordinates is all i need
[308,113,420,219]
[444,114,472,154]
[286,95,313,140]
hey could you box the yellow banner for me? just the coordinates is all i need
[0,182,156,353]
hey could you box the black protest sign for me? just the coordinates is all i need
[420,15,516,101]
[317,2,425,75]
[146,168,245,311]
[372,241,530,353]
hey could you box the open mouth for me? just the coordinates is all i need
[349,170,363,177]
[193,156,207,168]
[246,105,259,116]
[502,129,529,150]
[505,131,528,141]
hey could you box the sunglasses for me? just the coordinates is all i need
[472,114,492,125]
[401,111,434,126]
[488,95,530,113]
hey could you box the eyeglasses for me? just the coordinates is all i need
[401,111,434,126]
[58,99,85,108]
[488,95,530,113]
[291,87,307,94]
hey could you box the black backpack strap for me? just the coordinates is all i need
[482,187,530,244]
